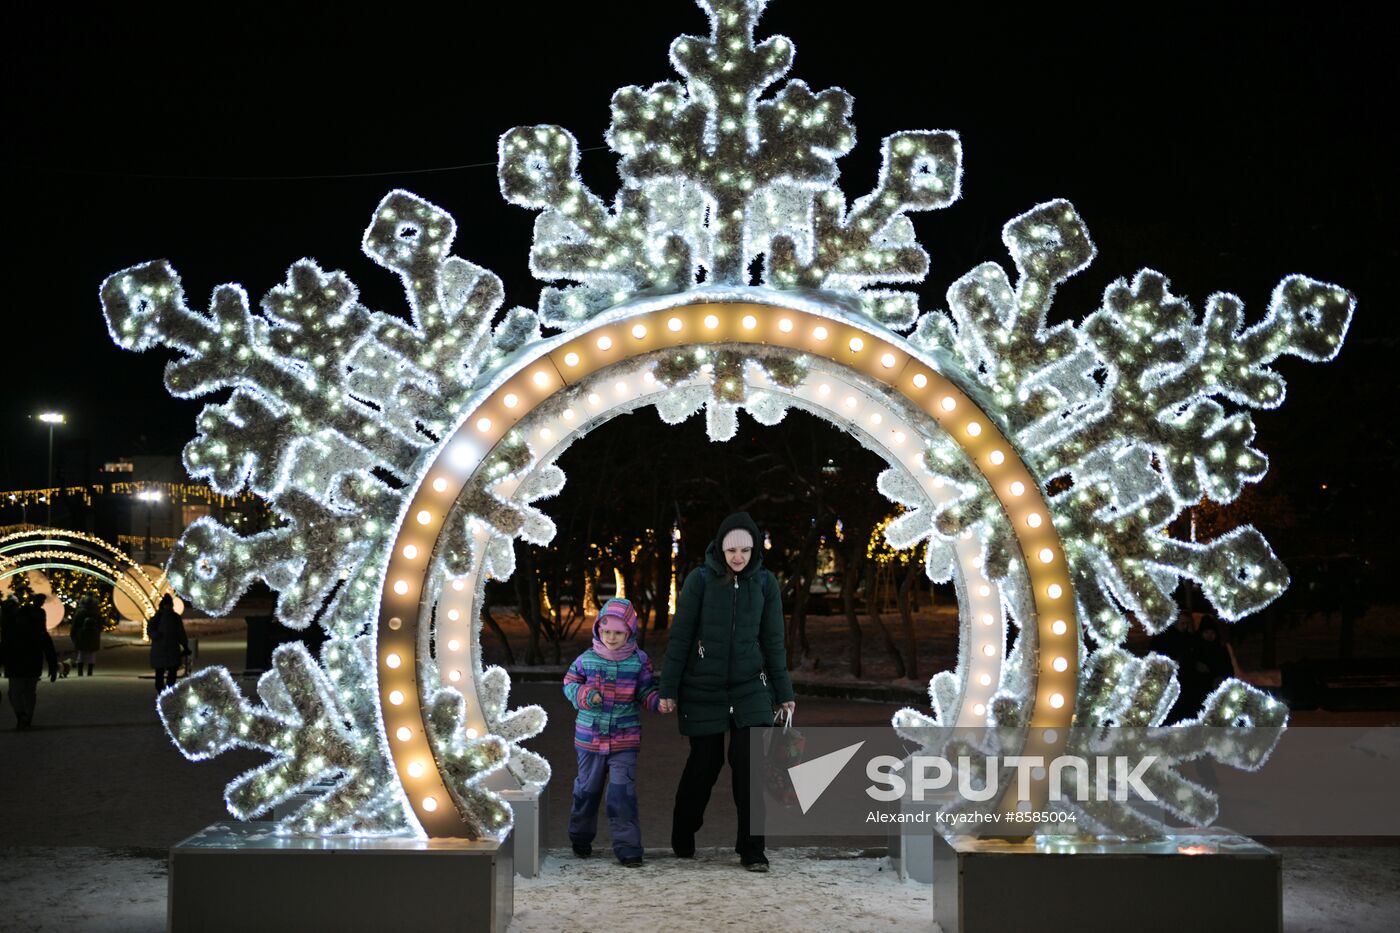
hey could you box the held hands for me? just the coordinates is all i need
[658,698,676,714]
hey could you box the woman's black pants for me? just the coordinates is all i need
[671,725,764,860]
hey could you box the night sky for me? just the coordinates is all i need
[5,3,1395,556]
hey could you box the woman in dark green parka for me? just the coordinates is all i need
[659,511,795,872]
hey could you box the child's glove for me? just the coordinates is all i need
[582,674,604,709]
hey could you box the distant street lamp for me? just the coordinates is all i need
[35,412,65,525]
[137,489,163,562]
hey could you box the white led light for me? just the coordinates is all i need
[448,670,462,682]
[393,580,409,596]
[401,544,417,559]
[667,316,683,332]
[564,352,580,367]
[818,383,831,396]
[978,584,991,597]
[503,393,518,409]
[614,380,628,395]
[742,314,757,329]
[869,413,882,425]
[981,613,994,625]
[892,431,906,444]
[940,396,955,411]
[848,336,864,352]
[385,653,401,669]
[449,444,472,467]
[539,427,552,440]
[632,324,647,339]
[451,579,465,592]
[979,674,992,686]
[1039,548,1055,564]
[587,392,601,405]
[1053,656,1069,672]
[880,352,896,368]
[974,704,986,716]
[446,609,460,621]
[704,314,719,329]
[532,370,550,387]
[447,639,461,651]
[396,727,412,742]
[1009,481,1025,496]
[407,762,425,778]
[422,796,438,812]
[982,643,996,657]
[475,417,492,433]
[416,510,432,525]
[563,408,575,420]
[432,477,448,493]
[911,373,927,388]
[813,326,829,340]
[1027,513,1043,528]
[465,728,478,740]
[1049,693,1065,709]
[778,318,793,332]
[844,395,858,409]
[989,450,1005,465]
[1051,619,1068,636]
[596,335,613,351]
[1047,584,1063,599]
[966,421,982,437]
[388,690,404,706]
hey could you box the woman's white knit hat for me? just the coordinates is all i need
[721,528,754,551]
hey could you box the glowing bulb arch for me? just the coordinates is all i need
[377,292,1080,836]
[0,528,165,622]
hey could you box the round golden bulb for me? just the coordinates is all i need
[704,314,719,329]
[432,477,448,493]
[668,317,683,332]
[402,544,418,559]
[503,393,518,409]
[396,727,412,742]
[596,335,612,351]
[393,580,409,596]
[475,417,492,433]
[912,373,928,388]
[564,352,580,367]
[388,690,404,706]
[632,324,647,339]
[742,315,757,329]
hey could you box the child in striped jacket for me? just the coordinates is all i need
[563,598,666,865]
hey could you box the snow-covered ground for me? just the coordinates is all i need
[2,845,1398,932]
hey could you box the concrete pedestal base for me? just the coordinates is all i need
[499,784,547,877]
[933,831,1280,933]
[169,822,513,933]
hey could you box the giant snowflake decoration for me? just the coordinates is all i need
[101,0,1351,839]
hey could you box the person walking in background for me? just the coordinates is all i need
[68,594,103,677]
[659,511,795,873]
[1,595,58,730]
[563,598,667,866]
[148,593,188,692]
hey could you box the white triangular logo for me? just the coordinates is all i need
[788,741,865,814]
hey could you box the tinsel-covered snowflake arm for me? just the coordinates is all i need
[361,190,509,405]
[426,690,513,837]
[157,644,387,824]
[642,0,854,283]
[499,126,693,328]
[478,666,551,786]
[169,489,375,627]
[768,131,962,328]
[100,261,423,485]
[937,201,1095,430]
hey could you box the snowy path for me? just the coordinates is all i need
[511,847,934,932]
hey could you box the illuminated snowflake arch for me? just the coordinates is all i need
[100,0,1351,840]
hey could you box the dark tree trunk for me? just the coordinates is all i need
[835,547,863,679]
[865,567,906,678]
[514,545,544,666]
[481,592,515,667]
[897,560,920,681]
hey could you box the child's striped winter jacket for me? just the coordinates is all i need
[563,649,661,753]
